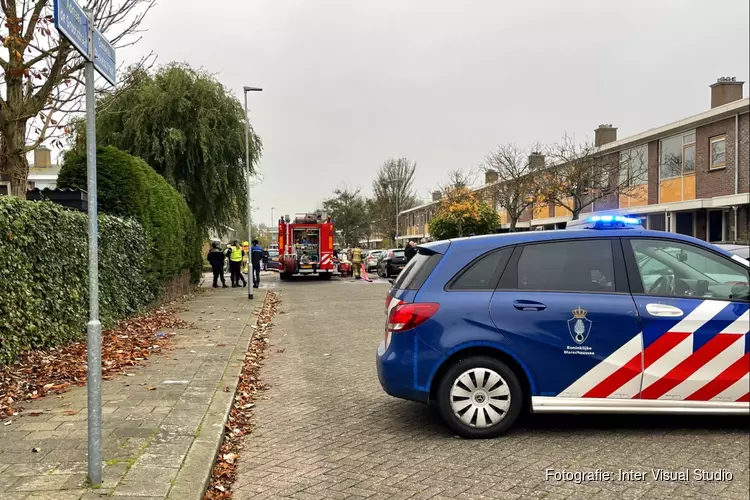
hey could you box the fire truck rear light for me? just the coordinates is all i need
[387,303,439,333]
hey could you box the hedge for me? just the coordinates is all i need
[58,146,202,292]
[0,197,153,364]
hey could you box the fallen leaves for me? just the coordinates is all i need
[204,291,279,500]
[0,306,189,421]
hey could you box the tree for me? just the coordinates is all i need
[322,188,368,247]
[440,168,475,193]
[76,63,262,234]
[482,144,544,231]
[428,186,499,240]
[371,157,418,241]
[539,134,647,220]
[0,0,155,198]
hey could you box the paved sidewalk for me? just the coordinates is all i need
[0,275,273,500]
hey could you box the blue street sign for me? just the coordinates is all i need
[93,30,116,86]
[53,0,90,60]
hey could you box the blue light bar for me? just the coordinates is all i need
[566,214,644,230]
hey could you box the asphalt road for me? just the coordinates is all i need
[232,274,749,500]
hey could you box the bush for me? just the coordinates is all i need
[0,197,153,364]
[58,146,202,291]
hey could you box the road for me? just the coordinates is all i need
[232,274,749,500]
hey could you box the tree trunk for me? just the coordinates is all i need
[1,120,30,199]
[509,219,517,232]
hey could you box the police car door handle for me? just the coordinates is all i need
[513,300,547,311]
[645,303,684,317]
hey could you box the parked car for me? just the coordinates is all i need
[377,249,407,278]
[265,249,281,271]
[377,216,750,439]
[366,250,383,272]
[713,242,749,259]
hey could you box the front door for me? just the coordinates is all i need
[489,238,643,400]
[623,237,750,403]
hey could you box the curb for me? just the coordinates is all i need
[166,290,270,500]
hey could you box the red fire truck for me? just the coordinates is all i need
[278,213,336,280]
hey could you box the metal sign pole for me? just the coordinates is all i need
[84,7,102,487]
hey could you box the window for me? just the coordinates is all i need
[659,132,695,179]
[515,240,615,293]
[710,136,726,170]
[619,145,648,186]
[0,182,8,196]
[448,248,511,290]
[630,239,749,301]
[393,250,441,290]
[649,214,666,231]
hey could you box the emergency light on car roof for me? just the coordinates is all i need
[566,215,643,230]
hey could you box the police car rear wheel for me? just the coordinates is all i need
[437,356,522,438]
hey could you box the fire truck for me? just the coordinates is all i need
[278,212,336,280]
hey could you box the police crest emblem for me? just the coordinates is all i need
[567,306,592,345]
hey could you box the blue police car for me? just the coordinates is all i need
[376,216,750,438]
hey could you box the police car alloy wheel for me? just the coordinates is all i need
[437,356,523,438]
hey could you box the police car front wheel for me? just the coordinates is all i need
[437,356,523,438]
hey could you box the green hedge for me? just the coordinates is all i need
[58,146,201,291]
[0,197,153,364]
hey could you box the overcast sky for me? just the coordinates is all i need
[118,0,750,228]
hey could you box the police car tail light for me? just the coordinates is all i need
[387,303,439,332]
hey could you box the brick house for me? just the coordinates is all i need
[399,78,750,244]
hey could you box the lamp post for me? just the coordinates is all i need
[243,85,262,300]
[271,206,275,226]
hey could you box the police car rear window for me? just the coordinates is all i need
[393,249,441,290]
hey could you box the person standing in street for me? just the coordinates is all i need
[227,240,247,288]
[251,240,264,288]
[404,240,417,262]
[351,246,362,280]
[207,241,229,288]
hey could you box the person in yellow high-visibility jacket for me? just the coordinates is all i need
[241,241,249,274]
[226,240,247,288]
[351,246,362,280]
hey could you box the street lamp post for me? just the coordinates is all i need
[271,206,275,226]
[243,85,262,300]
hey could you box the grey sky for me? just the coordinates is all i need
[120,0,750,228]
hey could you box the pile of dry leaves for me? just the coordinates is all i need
[204,291,280,500]
[0,306,189,422]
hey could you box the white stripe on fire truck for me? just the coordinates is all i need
[658,334,745,400]
[558,333,642,398]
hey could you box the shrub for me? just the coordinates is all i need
[0,197,153,364]
[58,146,201,291]
[428,187,499,240]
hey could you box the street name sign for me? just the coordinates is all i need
[93,30,116,86]
[53,0,89,60]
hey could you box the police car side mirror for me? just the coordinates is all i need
[388,278,395,285]
[678,250,688,262]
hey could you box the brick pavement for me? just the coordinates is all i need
[232,277,749,500]
[0,272,276,500]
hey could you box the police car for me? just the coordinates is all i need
[376,216,750,438]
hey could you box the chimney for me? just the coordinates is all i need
[528,152,545,169]
[484,170,499,185]
[710,77,744,108]
[33,146,52,168]
[594,124,617,147]
[431,190,441,202]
